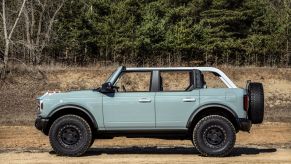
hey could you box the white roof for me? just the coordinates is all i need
[127,67,211,70]
[126,67,237,88]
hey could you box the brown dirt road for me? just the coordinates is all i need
[0,122,291,163]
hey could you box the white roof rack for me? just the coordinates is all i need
[126,67,237,88]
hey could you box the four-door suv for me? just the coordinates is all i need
[35,66,264,157]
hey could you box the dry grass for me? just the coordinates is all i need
[0,65,290,125]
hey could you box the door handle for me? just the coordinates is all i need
[138,98,152,103]
[183,98,196,102]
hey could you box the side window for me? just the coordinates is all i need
[160,71,193,91]
[115,71,151,92]
[202,72,228,88]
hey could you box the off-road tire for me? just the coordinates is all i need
[192,115,236,157]
[89,138,95,148]
[248,82,264,124]
[49,115,92,156]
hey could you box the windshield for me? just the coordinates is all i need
[105,69,117,82]
[105,66,124,83]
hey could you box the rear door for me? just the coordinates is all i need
[155,70,200,129]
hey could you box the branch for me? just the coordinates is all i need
[23,5,32,49]
[40,0,65,51]
[12,40,36,50]
[2,0,8,41]
[8,0,27,40]
[35,0,47,46]
[36,0,45,9]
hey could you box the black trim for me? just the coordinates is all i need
[96,129,189,139]
[151,70,160,92]
[48,104,98,128]
[190,70,194,88]
[35,116,49,132]
[237,118,252,132]
[194,69,204,89]
[186,104,238,128]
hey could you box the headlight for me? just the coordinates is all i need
[38,100,44,112]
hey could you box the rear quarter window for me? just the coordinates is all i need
[203,72,227,88]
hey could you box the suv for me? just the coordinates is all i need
[35,66,264,157]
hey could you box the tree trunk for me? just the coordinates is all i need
[1,0,27,78]
[1,42,9,79]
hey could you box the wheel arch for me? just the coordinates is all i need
[43,104,98,135]
[187,104,239,132]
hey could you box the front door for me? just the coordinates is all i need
[103,71,155,129]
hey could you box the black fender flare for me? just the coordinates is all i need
[186,104,238,128]
[48,104,98,129]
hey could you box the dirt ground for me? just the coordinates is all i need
[0,122,291,163]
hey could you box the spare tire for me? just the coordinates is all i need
[247,82,264,124]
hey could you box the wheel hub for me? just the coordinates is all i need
[60,126,80,145]
[205,126,225,146]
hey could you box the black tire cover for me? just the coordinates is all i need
[248,82,264,124]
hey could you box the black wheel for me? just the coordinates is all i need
[192,115,236,157]
[248,82,264,124]
[49,115,92,156]
[89,138,95,148]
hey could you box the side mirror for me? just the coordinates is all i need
[101,82,114,93]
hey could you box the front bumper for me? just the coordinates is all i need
[237,118,252,132]
[35,116,49,133]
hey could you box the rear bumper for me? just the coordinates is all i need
[35,116,49,133]
[237,118,252,132]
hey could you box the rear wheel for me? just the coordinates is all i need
[192,115,236,157]
[49,115,92,156]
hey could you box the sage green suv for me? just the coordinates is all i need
[35,66,264,157]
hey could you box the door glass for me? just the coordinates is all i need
[115,72,151,92]
[160,71,192,91]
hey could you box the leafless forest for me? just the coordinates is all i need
[0,0,290,80]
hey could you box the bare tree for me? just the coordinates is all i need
[1,0,27,78]
[22,0,65,64]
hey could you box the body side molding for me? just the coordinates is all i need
[186,103,238,128]
[48,104,98,129]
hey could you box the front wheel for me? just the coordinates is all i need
[192,115,236,157]
[49,115,92,156]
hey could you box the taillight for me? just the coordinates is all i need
[244,95,249,112]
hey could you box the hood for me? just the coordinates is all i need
[37,89,101,100]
